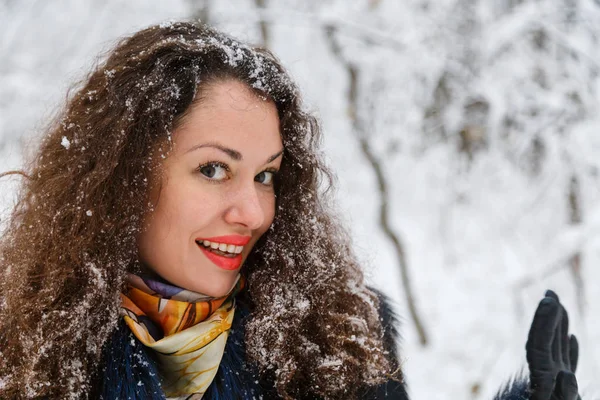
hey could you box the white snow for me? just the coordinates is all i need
[1,0,598,399]
[61,136,71,150]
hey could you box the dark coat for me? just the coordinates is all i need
[92,291,529,400]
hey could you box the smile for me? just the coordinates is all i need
[197,239,243,255]
[195,235,251,271]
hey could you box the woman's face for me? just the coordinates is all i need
[137,80,283,297]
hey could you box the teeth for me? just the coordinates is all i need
[197,240,244,255]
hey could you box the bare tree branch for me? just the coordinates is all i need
[324,25,429,346]
[568,174,586,314]
[218,9,406,53]
[188,0,211,24]
[254,0,270,48]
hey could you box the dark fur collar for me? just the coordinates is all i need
[92,289,527,400]
[93,289,410,399]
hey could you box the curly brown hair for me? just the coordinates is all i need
[0,21,396,399]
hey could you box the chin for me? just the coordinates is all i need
[190,277,238,298]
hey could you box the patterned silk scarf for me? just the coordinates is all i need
[120,273,244,399]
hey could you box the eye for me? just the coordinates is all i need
[197,162,229,181]
[255,169,277,186]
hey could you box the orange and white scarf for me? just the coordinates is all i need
[120,273,243,399]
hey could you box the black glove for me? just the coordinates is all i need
[526,290,580,400]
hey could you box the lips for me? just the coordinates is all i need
[195,234,251,271]
[198,245,243,270]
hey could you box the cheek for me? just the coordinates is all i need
[136,213,161,268]
[138,184,195,245]
[261,194,277,233]
[156,180,206,226]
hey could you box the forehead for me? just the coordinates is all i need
[172,80,281,152]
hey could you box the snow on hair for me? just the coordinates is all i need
[0,21,396,399]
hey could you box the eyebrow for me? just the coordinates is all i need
[185,142,284,164]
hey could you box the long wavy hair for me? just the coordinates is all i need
[0,22,396,399]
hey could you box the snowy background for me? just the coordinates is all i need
[1,0,599,398]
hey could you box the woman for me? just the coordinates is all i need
[0,22,582,400]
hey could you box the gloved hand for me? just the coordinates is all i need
[526,290,581,400]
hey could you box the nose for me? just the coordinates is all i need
[223,180,266,230]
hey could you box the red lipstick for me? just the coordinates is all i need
[195,235,251,271]
[198,246,243,270]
